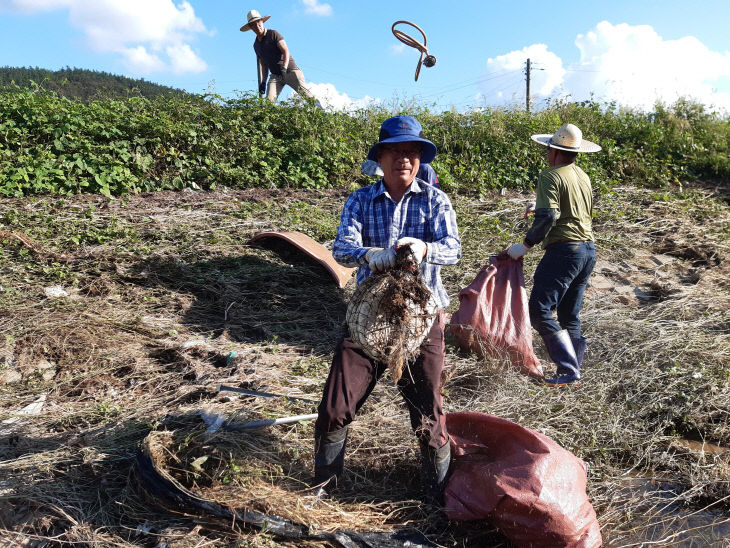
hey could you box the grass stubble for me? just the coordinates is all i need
[0,183,728,547]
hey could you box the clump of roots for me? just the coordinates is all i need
[348,246,434,382]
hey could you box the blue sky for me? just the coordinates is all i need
[1,0,730,112]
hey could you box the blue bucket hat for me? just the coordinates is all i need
[367,115,437,164]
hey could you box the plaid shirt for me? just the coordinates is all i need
[333,178,461,309]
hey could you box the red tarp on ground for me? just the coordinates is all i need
[448,254,543,377]
[444,411,603,548]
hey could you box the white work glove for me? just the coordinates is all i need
[365,247,396,272]
[396,237,427,264]
[524,201,536,219]
[507,242,532,260]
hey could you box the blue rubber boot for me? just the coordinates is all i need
[571,336,587,367]
[542,330,581,386]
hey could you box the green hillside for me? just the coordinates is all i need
[0,66,186,102]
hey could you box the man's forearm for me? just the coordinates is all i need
[524,208,558,247]
[332,239,369,267]
[423,205,461,265]
[425,235,461,265]
[277,40,291,71]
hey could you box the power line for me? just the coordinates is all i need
[416,68,520,92]
[479,74,525,99]
[296,63,396,87]
[182,65,527,109]
[415,69,522,100]
[441,74,527,110]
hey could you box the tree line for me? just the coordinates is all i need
[0,66,185,102]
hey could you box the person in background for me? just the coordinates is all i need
[361,159,441,189]
[507,123,601,386]
[314,115,461,505]
[240,9,319,105]
[417,163,440,188]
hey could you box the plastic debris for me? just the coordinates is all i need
[2,394,47,425]
[44,286,69,298]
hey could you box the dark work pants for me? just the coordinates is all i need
[529,241,596,339]
[315,315,448,450]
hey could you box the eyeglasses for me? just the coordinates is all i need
[380,145,422,159]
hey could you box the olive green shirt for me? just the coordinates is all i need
[535,163,593,248]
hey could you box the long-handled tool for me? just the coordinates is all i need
[218,384,317,404]
[217,384,319,431]
[224,413,319,431]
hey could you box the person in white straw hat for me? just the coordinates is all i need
[240,9,319,105]
[507,123,601,386]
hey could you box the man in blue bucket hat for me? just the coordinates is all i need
[313,115,461,505]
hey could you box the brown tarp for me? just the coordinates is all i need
[444,411,603,548]
[249,231,354,288]
[448,254,543,377]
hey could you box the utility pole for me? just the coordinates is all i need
[525,58,531,113]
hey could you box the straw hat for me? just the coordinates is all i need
[239,9,270,32]
[531,123,601,153]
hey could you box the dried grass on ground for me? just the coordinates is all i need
[0,185,729,547]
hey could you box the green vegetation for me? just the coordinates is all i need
[1,81,729,545]
[1,86,728,197]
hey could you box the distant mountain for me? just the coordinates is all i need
[0,66,187,101]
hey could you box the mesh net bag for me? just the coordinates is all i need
[346,247,439,382]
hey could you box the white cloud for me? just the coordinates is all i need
[307,82,378,112]
[166,43,207,74]
[481,43,565,106]
[2,0,208,74]
[119,45,164,73]
[567,21,730,111]
[390,43,406,55]
[0,0,68,11]
[301,0,332,17]
[481,21,730,112]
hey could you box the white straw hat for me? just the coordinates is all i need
[240,9,270,32]
[531,123,601,153]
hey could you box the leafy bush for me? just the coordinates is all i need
[0,87,728,197]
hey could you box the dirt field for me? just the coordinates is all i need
[1,184,729,547]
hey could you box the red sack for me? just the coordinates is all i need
[444,412,603,548]
[448,254,543,377]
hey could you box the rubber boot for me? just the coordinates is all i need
[571,336,587,368]
[313,426,348,496]
[420,439,451,506]
[541,329,581,386]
